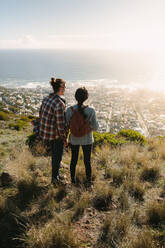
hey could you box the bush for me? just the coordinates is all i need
[20,115,31,122]
[0,102,6,111]
[93,132,126,147]
[9,120,28,131]
[118,129,147,145]
[0,111,9,121]
[26,133,51,156]
[8,106,20,113]
[28,115,37,120]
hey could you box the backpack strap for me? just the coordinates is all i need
[70,106,74,113]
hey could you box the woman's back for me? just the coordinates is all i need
[66,104,99,145]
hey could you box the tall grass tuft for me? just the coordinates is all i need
[55,185,67,203]
[140,163,161,183]
[125,181,145,201]
[128,230,157,248]
[71,191,90,221]
[17,178,41,209]
[105,167,124,187]
[92,182,113,210]
[23,221,80,248]
[99,212,131,246]
[146,200,165,228]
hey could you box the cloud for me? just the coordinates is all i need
[0,34,114,50]
[46,34,114,50]
[0,35,40,49]
[0,32,164,51]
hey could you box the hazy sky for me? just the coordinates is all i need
[0,0,165,51]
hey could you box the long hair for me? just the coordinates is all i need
[50,77,66,93]
[75,87,89,118]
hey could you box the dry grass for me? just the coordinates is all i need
[119,144,140,166]
[128,229,157,248]
[92,181,113,210]
[105,167,124,186]
[23,220,80,248]
[99,212,131,246]
[71,191,90,221]
[95,145,111,167]
[1,136,165,247]
[140,161,161,183]
[118,190,130,211]
[124,180,145,201]
[5,148,37,181]
[145,200,165,228]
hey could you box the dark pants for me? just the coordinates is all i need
[51,138,64,182]
[70,144,92,182]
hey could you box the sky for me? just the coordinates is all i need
[0,0,165,51]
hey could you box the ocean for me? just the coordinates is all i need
[0,49,164,91]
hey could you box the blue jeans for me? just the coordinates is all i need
[51,138,64,182]
[70,144,92,182]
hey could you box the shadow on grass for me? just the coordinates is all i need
[0,180,48,248]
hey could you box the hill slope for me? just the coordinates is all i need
[0,130,165,247]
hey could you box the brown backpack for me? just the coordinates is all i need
[69,106,91,137]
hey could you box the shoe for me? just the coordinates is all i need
[86,180,92,188]
[51,177,61,186]
[57,175,64,180]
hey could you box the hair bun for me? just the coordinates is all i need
[50,77,56,86]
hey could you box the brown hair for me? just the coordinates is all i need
[50,77,66,93]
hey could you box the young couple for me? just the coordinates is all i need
[39,77,99,186]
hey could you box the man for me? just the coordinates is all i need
[39,77,67,185]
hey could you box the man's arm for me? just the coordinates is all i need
[56,102,67,141]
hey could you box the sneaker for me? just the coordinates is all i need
[51,178,61,186]
[57,175,64,180]
[86,180,92,188]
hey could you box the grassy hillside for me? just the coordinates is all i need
[0,123,165,247]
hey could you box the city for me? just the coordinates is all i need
[0,82,165,137]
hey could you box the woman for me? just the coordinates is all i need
[66,87,99,185]
[39,77,67,185]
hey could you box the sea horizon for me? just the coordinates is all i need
[0,49,164,93]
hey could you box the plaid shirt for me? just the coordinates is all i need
[39,93,66,141]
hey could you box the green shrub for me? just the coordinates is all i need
[93,132,126,147]
[27,115,37,120]
[9,120,28,131]
[8,106,20,113]
[118,129,147,145]
[0,111,9,121]
[20,115,31,122]
[0,102,6,111]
